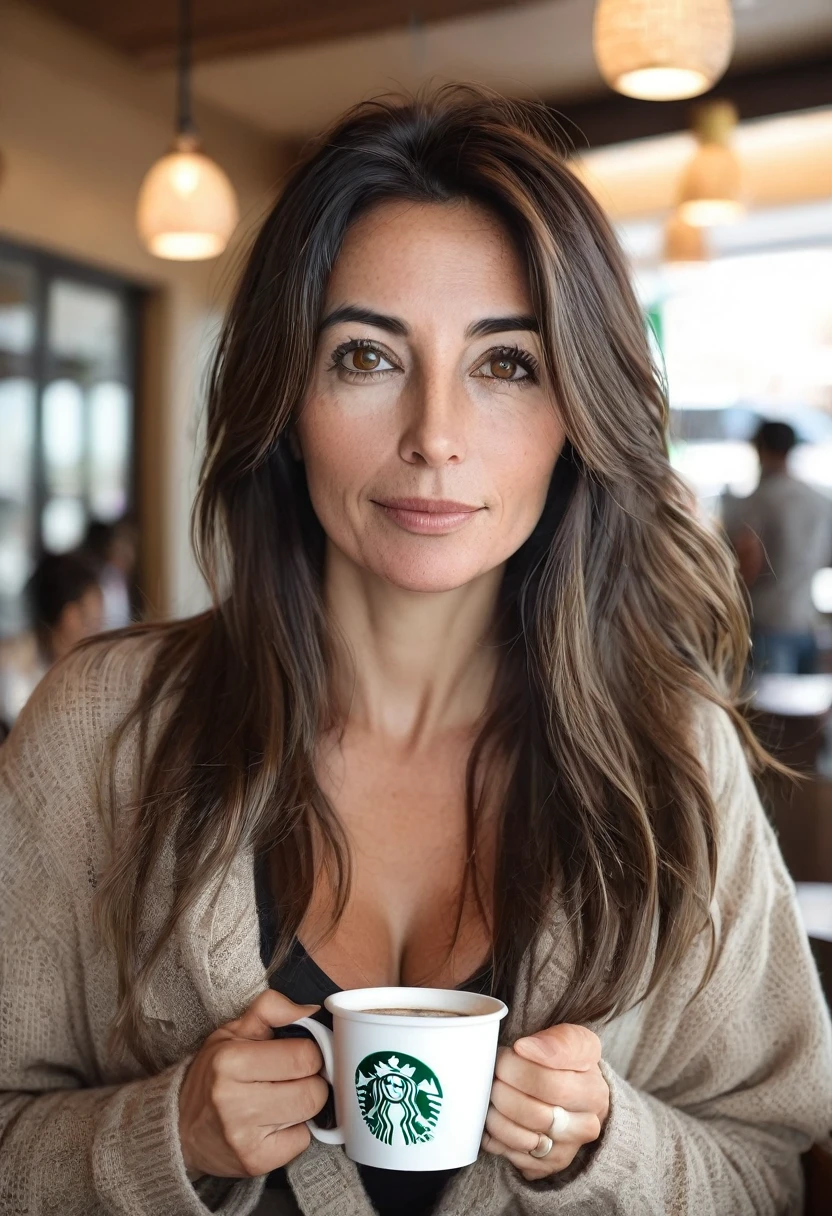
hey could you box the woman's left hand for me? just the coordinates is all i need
[482,1024,610,1180]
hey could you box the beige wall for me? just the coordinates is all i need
[572,108,832,221]
[0,1,288,617]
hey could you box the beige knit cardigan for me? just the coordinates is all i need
[1,637,831,1216]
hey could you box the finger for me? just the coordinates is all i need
[214,1034,324,1083]
[486,1105,602,1155]
[513,1024,601,1071]
[481,1131,575,1176]
[234,1121,313,1178]
[261,1122,312,1172]
[221,1074,330,1130]
[489,1078,570,1134]
[485,1106,542,1155]
[494,1050,608,1111]
[263,1075,330,1128]
[224,990,321,1041]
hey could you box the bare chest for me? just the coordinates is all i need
[298,731,497,991]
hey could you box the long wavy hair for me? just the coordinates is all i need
[95,86,765,1071]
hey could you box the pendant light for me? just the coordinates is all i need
[136,0,239,260]
[663,213,709,264]
[593,0,734,101]
[677,100,744,227]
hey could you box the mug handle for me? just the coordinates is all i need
[290,1015,346,1145]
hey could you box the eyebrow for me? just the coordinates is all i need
[319,304,539,339]
[466,315,539,338]
[319,305,408,336]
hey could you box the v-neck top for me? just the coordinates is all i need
[255,853,495,1216]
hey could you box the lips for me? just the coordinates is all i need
[372,497,483,535]
[374,497,480,513]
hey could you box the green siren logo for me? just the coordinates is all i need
[355,1051,443,1146]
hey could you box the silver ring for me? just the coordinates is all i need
[548,1105,571,1139]
[528,1133,554,1159]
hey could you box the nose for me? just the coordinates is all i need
[398,367,467,467]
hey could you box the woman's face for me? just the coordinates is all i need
[295,199,565,594]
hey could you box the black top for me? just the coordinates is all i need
[255,854,495,1216]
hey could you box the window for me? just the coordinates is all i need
[623,213,832,520]
[0,240,142,635]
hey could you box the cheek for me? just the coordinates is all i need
[483,406,564,520]
[297,398,388,506]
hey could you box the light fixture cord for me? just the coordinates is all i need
[177,0,194,136]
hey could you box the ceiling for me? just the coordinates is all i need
[29,0,832,139]
[28,0,542,63]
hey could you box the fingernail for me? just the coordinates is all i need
[515,1036,550,1060]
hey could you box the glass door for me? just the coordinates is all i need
[0,239,142,637]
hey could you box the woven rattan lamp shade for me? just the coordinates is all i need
[663,214,709,263]
[677,100,744,227]
[136,0,239,261]
[136,133,239,261]
[593,0,734,101]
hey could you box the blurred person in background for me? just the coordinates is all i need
[731,421,832,676]
[82,516,138,630]
[0,551,103,734]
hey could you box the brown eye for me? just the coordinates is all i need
[490,357,518,380]
[350,348,381,372]
[474,347,536,384]
[333,344,396,375]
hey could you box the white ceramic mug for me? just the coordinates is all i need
[290,986,508,1171]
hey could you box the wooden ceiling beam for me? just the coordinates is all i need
[28,0,540,66]
[550,50,832,151]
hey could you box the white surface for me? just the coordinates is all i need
[752,675,832,717]
[796,883,832,944]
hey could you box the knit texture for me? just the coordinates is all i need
[1,636,831,1215]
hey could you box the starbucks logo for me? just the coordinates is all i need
[355,1051,443,1146]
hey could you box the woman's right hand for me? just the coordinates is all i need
[178,990,329,1179]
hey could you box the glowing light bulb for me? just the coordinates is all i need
[136,135,239,261]
[593,0,734,101]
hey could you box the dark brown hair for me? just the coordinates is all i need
[95,86,763,1070]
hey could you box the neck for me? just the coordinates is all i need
[47,628,71,661]
[760,457,788,478]
[323,543,502,747]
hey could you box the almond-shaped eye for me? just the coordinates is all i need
[340,346,395,373]
[486,356,527,380]
[476,354,533,382]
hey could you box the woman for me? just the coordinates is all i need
[1,87,830,1216]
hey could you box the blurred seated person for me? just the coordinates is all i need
[729,421,832,676]
[0,551,103,732]
[82,517,138,630]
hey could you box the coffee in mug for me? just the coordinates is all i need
[288,986,508,1171]
[361,1007,468,1018]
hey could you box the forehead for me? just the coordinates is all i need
[325,199,531,315]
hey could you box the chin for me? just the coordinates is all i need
[369,553,492,594]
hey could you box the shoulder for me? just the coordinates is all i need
[736,486,765,529]
[804,481,832,516]
[692,699,760,836]
[692,697,779,886]
[783,474,830,510]
[0,633,162,888]
[692,698,745,787]
[4,631,159,768]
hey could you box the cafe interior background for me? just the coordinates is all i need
[0,0,831,995]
